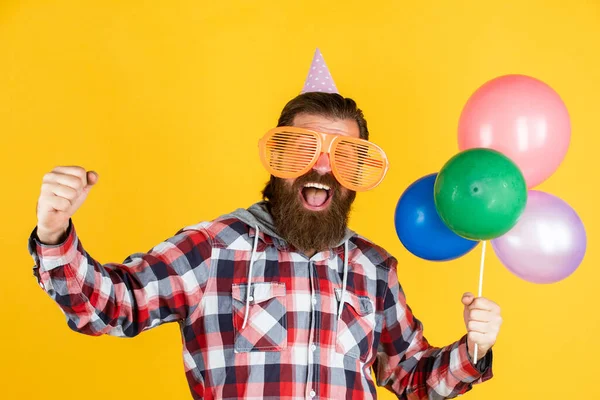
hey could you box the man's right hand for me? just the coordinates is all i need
[36,166,99,245]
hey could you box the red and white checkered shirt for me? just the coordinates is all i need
[28,203,492,399]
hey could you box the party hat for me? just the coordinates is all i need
[301,48,339,94]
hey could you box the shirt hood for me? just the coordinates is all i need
[230,201,355,247]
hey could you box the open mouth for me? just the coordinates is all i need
[299,182,332,211]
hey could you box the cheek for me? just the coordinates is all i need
[337,187,357,203]
[284,178,296,189]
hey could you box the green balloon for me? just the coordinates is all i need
[434,148,527,240]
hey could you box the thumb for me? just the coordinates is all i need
[86,171,99,187]
[462,292,475,307]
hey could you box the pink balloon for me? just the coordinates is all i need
[491,191,586,284]
[458,75,571,188]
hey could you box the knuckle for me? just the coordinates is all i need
[37,194,50,206]
[63,185,77,198]
[59,197,71,209]
[73,166,86,178]
[68,175,83,189]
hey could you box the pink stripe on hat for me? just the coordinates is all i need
[301,48,339,94]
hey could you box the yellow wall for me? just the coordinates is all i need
[1,1,598,399]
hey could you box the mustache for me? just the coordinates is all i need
[292,171,345,193]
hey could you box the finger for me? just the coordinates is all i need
[52,166,87,182]
[40,194,72,212]
[86,171,99,186]
[461,292,475,306]
[467,331,488,344]
[43,172,85,192]
[468,297,498,312]
[468,309,492,323]
[41,183,78,201]
[467,320,488,334]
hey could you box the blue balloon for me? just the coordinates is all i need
[394,173,478,261]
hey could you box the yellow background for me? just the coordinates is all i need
[0,1,598,399]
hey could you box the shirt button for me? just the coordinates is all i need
[247,295,254,302]
[311,343,317,352]
[311,297,317,305]
[310,390,316,398]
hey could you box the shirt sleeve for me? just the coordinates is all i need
[28,219,213,337]
[375,258,493,399]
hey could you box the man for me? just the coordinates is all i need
[29,50,501,399]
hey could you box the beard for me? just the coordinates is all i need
[262,171,356,253]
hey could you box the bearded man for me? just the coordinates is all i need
[29,50,500,400]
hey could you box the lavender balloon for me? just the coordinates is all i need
[491,190,586,284]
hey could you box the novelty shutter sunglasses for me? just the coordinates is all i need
[258,127,389,192]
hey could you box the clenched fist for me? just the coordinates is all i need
[462,292,502,362]
[36,166,99,245]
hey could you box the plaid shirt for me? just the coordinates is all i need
[28,203,492,399]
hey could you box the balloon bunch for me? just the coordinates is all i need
[395,74,587,282]
[395,75,587,359]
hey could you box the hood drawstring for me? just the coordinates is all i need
[337,240,349,320]
[242,226,348,326]
[242,225,260,329]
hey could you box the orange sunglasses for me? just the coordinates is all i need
[258,127,389,192]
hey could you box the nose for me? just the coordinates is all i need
[313,152,332,175]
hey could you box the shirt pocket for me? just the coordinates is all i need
[335,288,375,361]
[231,282,287,352]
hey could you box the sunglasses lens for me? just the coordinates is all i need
[263,130,318,177]
[333,138,387,191]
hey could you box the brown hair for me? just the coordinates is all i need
[276,92,369,140]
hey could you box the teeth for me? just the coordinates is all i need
[304,182,330,191]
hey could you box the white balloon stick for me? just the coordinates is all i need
[473,240,486,363]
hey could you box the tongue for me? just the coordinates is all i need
[304,188,328,207]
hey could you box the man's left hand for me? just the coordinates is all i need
[462,292,502,362]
